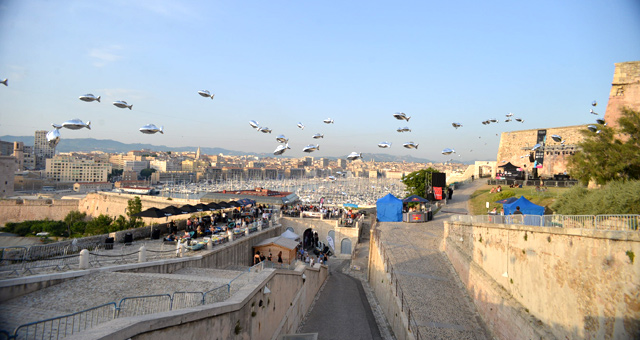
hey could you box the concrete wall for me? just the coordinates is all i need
[444,221,640,340]
[279,216,362,256]
[67,265,329,340]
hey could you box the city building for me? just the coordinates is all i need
[45,154,112,182]
[0,156,18,197]
[73,181,114,193]
[34,130,56,169]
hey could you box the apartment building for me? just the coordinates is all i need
[45,154,112,182]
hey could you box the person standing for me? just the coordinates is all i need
[277,251,283,265]
[513,206,523,215]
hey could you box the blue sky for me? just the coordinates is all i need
[1,0,639,161]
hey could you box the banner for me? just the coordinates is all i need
[326,235,335,250]
[434,187,443,200]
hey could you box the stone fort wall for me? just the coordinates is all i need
[444,221,640,340]
[605,61,640,129]
[0,199,79,226]
[495,125,586,179]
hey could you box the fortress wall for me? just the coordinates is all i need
[444,221,640,340]
[605,61,640,129]
[0,199,79,226]
[495,125,586,178]
[368,225,412,340]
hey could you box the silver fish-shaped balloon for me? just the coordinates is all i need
[276,135,288,143]
[249,120,260,129]
[551,135,562,142]
[482,120,489,125]
[312,133,324,139]
[55,119,91,130]
[531,143,542,151]
[335,171,343,175]
[506,112,514,117]
[587,125,598,133]
[139,124,164,134]
[0,78,7,86]
[258,127,272,133]
[79,94,100,102]
[303,144,319,153]
[403,142,418,149]
[274,143,290,155]
[397,126,411,132]
[393,112,411,121]
[590,109,598,115]
[347,152,362,160]
[489,118,498,123]
[297,122,305,130]
[46,127,61,148]
[592,100,597,107]
[515,118,524,123]
[113,100,132,110]
[327,176,337,181]
[323,118,334,124]
[505,118,512,123]
[442,148,455,155]
[378,141,392,148]
[452,122,462,129]
[198,90,215,99]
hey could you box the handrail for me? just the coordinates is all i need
[450,214,639,231]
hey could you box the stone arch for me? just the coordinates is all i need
[286,227,294,232]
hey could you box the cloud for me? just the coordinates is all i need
[88,45,123,67]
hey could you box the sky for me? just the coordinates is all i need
[1,0,639,162]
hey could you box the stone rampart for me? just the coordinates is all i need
[444,220,640,339]
[368,224,413,340]
[0,199,79,226]
[496,125,586,178]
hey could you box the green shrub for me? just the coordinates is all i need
[494,190,516,201]
[552,180,640,214]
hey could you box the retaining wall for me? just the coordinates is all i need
[443,221,640,340]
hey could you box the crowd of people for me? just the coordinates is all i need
[163,204,275,242]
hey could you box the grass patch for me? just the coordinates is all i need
[469,184,569,215]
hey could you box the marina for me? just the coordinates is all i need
[159,177,407,207]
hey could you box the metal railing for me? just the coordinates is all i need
[11,303,117,340]
[450,214,639,230]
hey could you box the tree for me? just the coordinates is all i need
[568,108,640,185]
[401,168,440,197]
[85,214,114,235]
[126,196,144,229]
[108,169,123,182]
[140,168,156,179]
[64,211,87,237]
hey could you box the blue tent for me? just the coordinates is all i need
[503,196,545,216]
[376,193,403,222]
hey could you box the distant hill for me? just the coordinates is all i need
[0,135,469,164]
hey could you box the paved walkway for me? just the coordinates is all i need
[375,180,492,339]
[300,180,493,340]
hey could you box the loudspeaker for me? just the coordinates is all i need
[432,173,446,187]
[529,153,535,162]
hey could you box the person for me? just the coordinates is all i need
[310,256,314,267]
[490,207,497,215]
[277,251,283,265]
[267,249,273,262]
[169,220,177,234]
[500,207,505,215]
[513,206,523,215]
[164,232,176,242]
[254,251,261,265]
[181,230,191,240]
